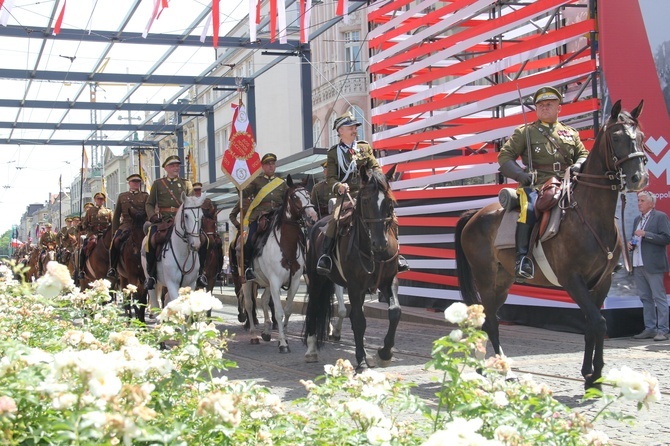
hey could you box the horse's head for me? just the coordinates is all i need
[596,100,649,192]
[357,164,397,254]
[178,193,206,251]
[285,175,318,227]
[129,207,147,225]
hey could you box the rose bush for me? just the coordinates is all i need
[0,261,659,445]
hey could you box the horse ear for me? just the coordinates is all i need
[181,191,187,203]
[360,164,370,183]
[631,100,644,120]
[610,100,622,120]
[287,175,294,187]
[386,164,397,182]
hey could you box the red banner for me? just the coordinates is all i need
[221,103,261,190]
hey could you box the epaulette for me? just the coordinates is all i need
[357,140,371,146]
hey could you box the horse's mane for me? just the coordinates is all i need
[359,168,396,204]
[271,185,297,232]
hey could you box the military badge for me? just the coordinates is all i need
[557,129,573,143]
[534,146,541,153]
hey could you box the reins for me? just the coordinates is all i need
[165,203,202,282]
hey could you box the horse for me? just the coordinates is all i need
[25,247,40,281]
[240,176,318,352]
[199,209,224,294]
[454,100,648,389]
[79,226,112,290]
[38,243,58,277]
[303,165,402,368]
[116,207,149,323]
[142,194,206,308]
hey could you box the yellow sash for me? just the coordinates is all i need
[242,177,284,241]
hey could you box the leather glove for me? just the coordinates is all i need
[570,158,586,175]
[500,160,533,187]
[149,214,161,224]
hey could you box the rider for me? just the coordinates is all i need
[316,112,410,275]
[38,223,58,274]
[229,153,287,281]
[498,85,589,282]
[57,217,72,248]
[310,161,334,219]
[107,174,149,278]
[144,155,195,290]
[78,192,112,279]
[194,182,225,285]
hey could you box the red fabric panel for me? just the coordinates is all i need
[399,271,459,287]
[401,246,454,259]
[397,217,461,227]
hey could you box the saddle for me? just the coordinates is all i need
[151,218,174,247]
[113,229,132,249]
[84,235,98,257]
[335,200,356,236]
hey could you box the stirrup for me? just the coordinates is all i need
[216,272,225,281]
[197,274,208,287]
[245,268,256,281]
[144,277,156,290]
[78,271,85,280]
[398,255,410,273]
[316,255,332,275]
[515,257,534,280]
[107,268,117,278]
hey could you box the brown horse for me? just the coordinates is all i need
[116,208,149,322]
[455,100,648,389]
[199,211,224,294]
[80,226,112,290]
[25,247,40,281]
[304,165,402,367]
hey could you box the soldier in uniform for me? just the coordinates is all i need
[38,223,58,275]
[498,85,589,282]
[194,182,225,285]
[193,182,203,197]
[57,217,73,249]
[316,112,409,275]
[229,153,287,281]
[144,155,195,290]
[107,174,150,278]
[78,192,113,279]
[310,161,333,219]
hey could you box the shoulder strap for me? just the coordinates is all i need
[242,177,284,235]
[160,178,182,206]
[535,124,572,162]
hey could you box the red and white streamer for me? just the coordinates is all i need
[300,0,312,43]
[212,0,220,48]
[277,0,287,44]
[52,0,67,35]
[337,0,349,25]
[0,0,14,27]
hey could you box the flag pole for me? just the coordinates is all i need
[59,175,62,231]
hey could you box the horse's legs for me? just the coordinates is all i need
[329,285,346,341]
[473,264,514,356]
[348,288,369,367]
[269,278,291,353]
[376,277,401,365]
[260,288,274,342]
[242,282,261,344]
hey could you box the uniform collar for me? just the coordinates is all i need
[263,174,275,180]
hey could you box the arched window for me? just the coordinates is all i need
[348,105,366,141]
[312,119,322,148]
[328,112,339,147]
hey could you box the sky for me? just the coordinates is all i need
[0,0,249,236]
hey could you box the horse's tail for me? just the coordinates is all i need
[302,271,335,348]
[454,209,481,306]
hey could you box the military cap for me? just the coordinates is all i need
[261,153,277,164]
[126,173,142,182]
[73,215,81,220]
[45,223,52,228]
[533,86,562,104]
[333,112,362,130]
[84,202,94,208]
[94,192,106,200]
[321,161,327,169]
[193,182,203,189]
[64,217,73,222]
[162,155,181,168]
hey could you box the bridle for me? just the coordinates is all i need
[174,204,202,244]
[286,186,316,227]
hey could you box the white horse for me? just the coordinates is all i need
[241,177,317,352]
[143,193,206,308]
[328,285,347,341]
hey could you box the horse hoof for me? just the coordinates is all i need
[237,314,246,323]
[304,353,318,363]
[262,333,272,342]
[375,352,392,367]
[279,344,290,354]
[250,338,260,345]
[272,322,278,330]
[328,335,341,342]
[365,356,378,368]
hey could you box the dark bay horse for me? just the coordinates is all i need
[116,208,149,323]
[199,207,224,294]
[455,100,648,389]
[80,226,112,290]
[304,165,402,367]
[240,176,318,352]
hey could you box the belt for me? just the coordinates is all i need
[534,162,568,172]
[159,206,179,213]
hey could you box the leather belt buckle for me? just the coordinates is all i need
[553,162,562,172]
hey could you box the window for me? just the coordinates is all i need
[312,119,322,148]
[199,139,208,163]
[348,105,365,141]
[328,113,339,147]
[344,31,361,73]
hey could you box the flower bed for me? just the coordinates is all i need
[0,261,659,445]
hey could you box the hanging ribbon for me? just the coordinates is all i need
[200,14,211,43]
[277,0,287,44]
[53,0,67,36]
[0,0,14,27]
[212,0,220,48]
[300,0,312,43]
[337,0,349,24]
[269,0,277,42]
[142,0,161,38]
[249,0,256,42]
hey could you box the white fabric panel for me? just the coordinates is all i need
[399,234,454,244]
[391,163,500,190]
[370,0,494,65]
[399,286,461,300]
[395,197,499,216]
[368,0,443,41]
[404,259,456,269]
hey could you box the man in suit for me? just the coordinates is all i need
[628,191,670,341]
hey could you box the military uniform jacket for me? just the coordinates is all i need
[39,231,58,248]
[240,174,287,224]
[113,190,149,232]
[82,205,112,237]
[498,120,589,187]
[311,179,333,217]
[145,177,194,220]
[325,140,380,196]
[57,227,69,246]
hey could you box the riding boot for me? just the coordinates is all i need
[514,223,534,282]
[144,248,157,290]
[78,248,86,280]
[107,244,119,278]
[196,246,208,288]
[216,248,225,281]
[244,240,256,281]
[316,236,334,275]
